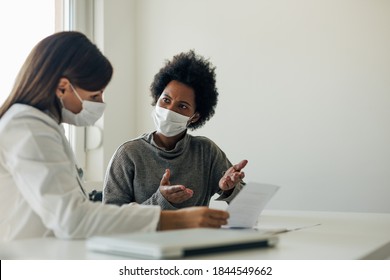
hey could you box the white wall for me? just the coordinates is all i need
[100,0,390,212]
[91,0,137,183]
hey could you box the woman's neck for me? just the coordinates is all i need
[153,131,186,150]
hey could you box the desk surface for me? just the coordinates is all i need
[1,210,390,260]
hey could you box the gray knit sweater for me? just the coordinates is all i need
[103,132,242,210]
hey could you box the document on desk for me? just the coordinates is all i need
[225,182,280,228]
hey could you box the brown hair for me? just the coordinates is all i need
[0,31,113,121]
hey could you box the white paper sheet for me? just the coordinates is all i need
[225,182,280,228]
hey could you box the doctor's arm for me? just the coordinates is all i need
[159,207,229,230]
[8,119,159,238]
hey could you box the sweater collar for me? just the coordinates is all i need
[146,131,190,157]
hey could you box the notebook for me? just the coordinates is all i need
[86,228,278,259]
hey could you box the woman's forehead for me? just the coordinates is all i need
[162,80,195,102]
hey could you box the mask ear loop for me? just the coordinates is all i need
[69,84,84,104]
[186,113,199,127]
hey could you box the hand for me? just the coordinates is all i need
[159,169,194,204]
[159,207,229,230]
[219,159,248,191]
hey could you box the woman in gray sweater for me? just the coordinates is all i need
[103,50,248,210]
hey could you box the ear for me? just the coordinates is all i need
[56,77,71,98]
[190,112,201,123]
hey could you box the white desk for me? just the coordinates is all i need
[1,210,389,260]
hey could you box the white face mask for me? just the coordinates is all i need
[152,106,193,137]
[61,84,106,126]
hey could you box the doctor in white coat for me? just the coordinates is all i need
[0,31,229,242]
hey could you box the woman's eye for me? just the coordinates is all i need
[161,98,170,103]
[91,94,103,101]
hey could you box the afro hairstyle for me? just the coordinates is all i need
[150,50,218,130]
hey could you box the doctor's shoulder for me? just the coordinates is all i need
[0,104,61,132]
[0,104,65,156]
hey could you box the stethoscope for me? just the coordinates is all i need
[75,165,87,197]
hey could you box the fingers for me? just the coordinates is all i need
[219,159,248,190]
[160,185,194,204]
[160,207,229,230]
[219,176,235,190]
[163,185,185,194]
[198,208,229,228]
[160,169,171,186]
[207,208,229,220]
[159,169,195,203]
[229,171,245,181]
[232,159,248,172]
[183,207,229,228]
[220,170,244,189]
[169,192,193,204]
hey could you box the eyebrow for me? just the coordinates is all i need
[89,90,104,96]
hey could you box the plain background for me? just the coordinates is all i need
[88,0,390,213]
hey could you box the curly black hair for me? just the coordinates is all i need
[150,50,218,130]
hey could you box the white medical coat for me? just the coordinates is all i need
[0,104,160,241]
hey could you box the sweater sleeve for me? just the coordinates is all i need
[141,190,178,210]
[206,138,244,203]
[103,145,135,206]
[215,181,244,203]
